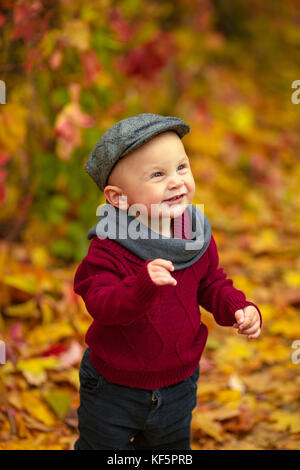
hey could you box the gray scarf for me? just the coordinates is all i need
[87,202,211,270]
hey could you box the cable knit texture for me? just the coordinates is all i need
[73,222,262,390]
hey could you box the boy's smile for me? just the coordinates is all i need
[104,130,196,236]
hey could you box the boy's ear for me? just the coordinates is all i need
[104,186,128,210]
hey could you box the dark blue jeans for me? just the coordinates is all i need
[74,348,200,451]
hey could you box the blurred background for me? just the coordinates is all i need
[0,0,300,450]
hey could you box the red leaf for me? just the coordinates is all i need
[12,0,53,44]
[0,182,6,205]
[0,13,6,27]
[115,30,175,80]
[0,151,10,166]
[54,116,77,143]
[41,344,68,357]
[79,50,103,86]
[108,7,133,43]
[9,322,24,342]
[49,50,63,70]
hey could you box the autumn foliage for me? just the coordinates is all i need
[0,0,300,450]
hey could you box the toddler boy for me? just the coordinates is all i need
[73,113,262,450]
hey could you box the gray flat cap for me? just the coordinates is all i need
[84,113,190,192]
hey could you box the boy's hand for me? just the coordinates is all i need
[233,306,261,339]
[147,259,177,287]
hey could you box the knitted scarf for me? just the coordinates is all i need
[87,202,212,270]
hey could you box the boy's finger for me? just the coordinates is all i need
[238,318,256,331]
[241,309,254,330]
[248,328,261,339]
[238,322,260,335]
[234,309,244,325]
[151,266,175,275]
[158,277,177,286]
[153,259,174,271]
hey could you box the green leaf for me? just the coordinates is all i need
[52,87,70,107]
[50,239,74,260]
[43,389,71,420]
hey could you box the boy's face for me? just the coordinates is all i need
[104,131,196,223]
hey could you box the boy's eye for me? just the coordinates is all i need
[151,171,163,178]
[150,164,187,178]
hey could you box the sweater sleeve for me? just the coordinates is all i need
[197,234,262,327]
[73,249,160,326]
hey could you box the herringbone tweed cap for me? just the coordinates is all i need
[84,113,190,191]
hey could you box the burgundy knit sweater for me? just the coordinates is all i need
[74,224,262,390]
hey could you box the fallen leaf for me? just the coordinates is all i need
[191,410,224,443]
[42,389,71,420]
[269,410,300,434]
[26,322,74,346]
[20,390,56,426]
[16,356,60,385]
[3,274,38,295]
[228,373,246,393]
[4,298,39,319]
[58,340,83,367]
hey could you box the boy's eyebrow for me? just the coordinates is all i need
[142,155,189,175]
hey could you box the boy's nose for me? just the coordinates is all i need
[168,180,186,191]
[168,174,185,185]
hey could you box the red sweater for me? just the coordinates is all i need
[73,234,262,390]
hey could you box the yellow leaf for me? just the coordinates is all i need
[95,69,113,87]
[242,371,280,393]
[221,439,263,450]
[252,229,280,254]
[7,390,22,410]
[185,122,226,157]
[208,407,240,422]
[30,246,50,268]
[72,315,92,334]
[270,410,300,434]
[268,318,300,338]
[4,298,39,319]
[42,389,71,419]
[3,274,38,295]
[26,322,74,346]
[21,370,47,386]
[0,361,15,377]
[283,271,300,288]
[17,356,60,374]
[20,390,56,426]
[40,299,54,324]
[0,438,62,450]
[216,389,241,405]
[197,382,220,398]
[229,105,254,135]
[16,356,60,385]
[49,368,80,389]
[255,339,290,364]
[215,337,253,370]
[255,304,274,322]
[191,410,224,443]
[61,20,91,51]
[230,275,254,297]
[0,104,27,153]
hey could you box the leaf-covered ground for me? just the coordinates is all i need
[0,215,299,450]
[1,0,300,451]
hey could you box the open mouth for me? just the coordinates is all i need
[163,194,185,203]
